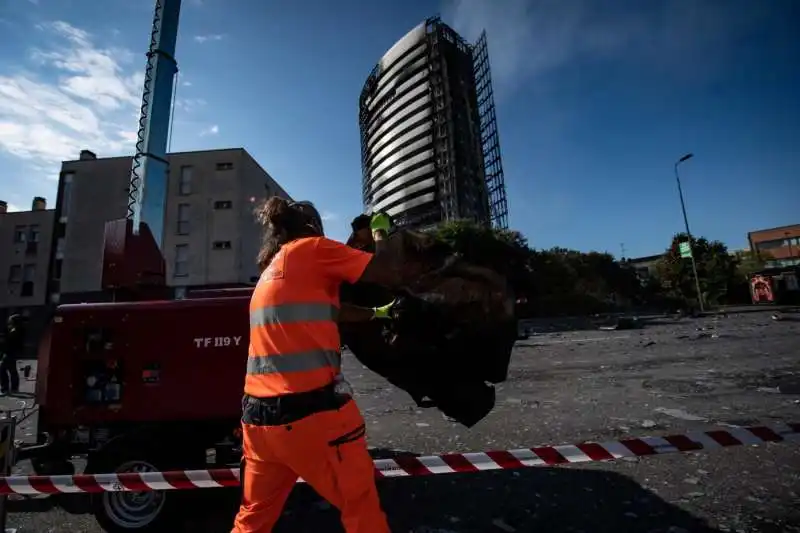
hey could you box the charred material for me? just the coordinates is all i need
[340,229,516,427]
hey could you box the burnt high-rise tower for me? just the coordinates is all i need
[359,17,508,230]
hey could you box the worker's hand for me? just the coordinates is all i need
[372,299,396,320]
[370,212,391,234]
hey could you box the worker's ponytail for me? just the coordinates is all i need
[254,196,318,272]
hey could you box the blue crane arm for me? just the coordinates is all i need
[127,0,182,251]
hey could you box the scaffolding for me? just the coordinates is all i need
[473,31,509,230]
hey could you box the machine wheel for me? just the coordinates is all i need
[87,444,203,533]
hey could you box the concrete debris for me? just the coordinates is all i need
[492,518,517,532]
[641,419,658,428]
[654,407,708,421]
[756,386,781,394]
[599,316,642,331]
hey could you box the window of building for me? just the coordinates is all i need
[214,200,233,210]
[179,166,193,195]
[177,203,190,234]
[56,237,66,258]
[23,264,35,282]
[26,225,40,254]
[28,224,40,243]
[758,237,800,252]
[13,226,26,243]
[174,244,189,277]
[216,162,234,171]
[60,171,74,222]
[7,265,21,284]
[21,264,36,297]
[212,240,232,250]
[757,240,780,250]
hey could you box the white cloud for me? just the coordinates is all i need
[0,20,142,175]
[5,203,24,213]
[193,34,224,44]
[321,211,338,222]
[182,80,192,87]
[199,124,219,136]
[175,97,206,113]
[440,0,771,98]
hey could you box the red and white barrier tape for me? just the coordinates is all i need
[1,422,797,495]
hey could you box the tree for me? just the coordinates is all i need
[735,250,773,280]
[431,221,658,316]
[656,233,740,307]
[433,220,534,295]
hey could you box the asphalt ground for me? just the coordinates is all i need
[3,310,800,532]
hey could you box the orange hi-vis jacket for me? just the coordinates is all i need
[245,236,374,398]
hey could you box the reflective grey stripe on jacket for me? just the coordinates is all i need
[250,302,338,327]
[247,349,342,375]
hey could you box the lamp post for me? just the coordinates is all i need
[674,153,704,313]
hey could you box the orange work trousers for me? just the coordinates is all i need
[231,399,390,533]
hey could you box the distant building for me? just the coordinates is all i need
[624,253,665,284]
[0,197,56,354]
[358,16,508,230]
[0,197,55,310]
[50,148,291,303]
[748,224,800,268]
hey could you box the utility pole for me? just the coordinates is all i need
[674,153,704,313]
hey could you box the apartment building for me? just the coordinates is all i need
[0,198,55,350]
[359,16,508,230]
[51,148,290,303]
[748,223,800,268]
[0,197,55,311]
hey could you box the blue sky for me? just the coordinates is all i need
[0,0,797,257]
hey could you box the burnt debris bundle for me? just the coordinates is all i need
[340,229,517,428]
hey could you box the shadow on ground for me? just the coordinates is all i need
[9,449,721,533]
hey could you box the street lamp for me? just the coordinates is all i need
[674,153,704,313]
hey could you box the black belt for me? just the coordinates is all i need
[242,382,350,426]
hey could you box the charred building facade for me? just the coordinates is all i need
[359,17,508,229]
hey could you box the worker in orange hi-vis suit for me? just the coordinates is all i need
[231,197,402,533]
